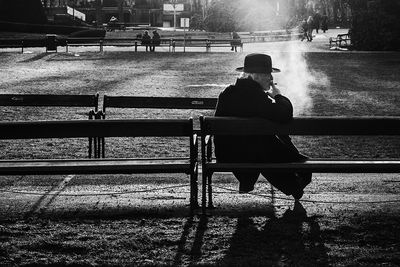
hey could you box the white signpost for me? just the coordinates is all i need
[181,18,190,52]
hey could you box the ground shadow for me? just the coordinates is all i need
[18,52,50,63]
[217,201,329,266]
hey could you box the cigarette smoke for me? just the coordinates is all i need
[270,43,330,116]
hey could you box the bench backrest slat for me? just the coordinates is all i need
[103,96,217,112]
[201,117,400,135]
[0,119,193,139]
[0,94,99,110]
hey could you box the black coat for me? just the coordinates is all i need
[214,78,306,163]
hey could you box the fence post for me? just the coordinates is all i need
[21,40,24,54]
[100,39,103,52]
[135,41,137,52]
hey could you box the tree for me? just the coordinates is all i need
[189,12,205,31]
[203,0,287,32]
[203,0,238,32]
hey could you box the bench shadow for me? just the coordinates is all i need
[18,53,50,63]
[216,201,329,266]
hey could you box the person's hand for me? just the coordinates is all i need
[268,82,281,98]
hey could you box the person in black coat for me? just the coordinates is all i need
[151,30,161,52]
[300,19,308,41]
[214,53,312,200]
[321,14,328,33]
[141,30,151,52]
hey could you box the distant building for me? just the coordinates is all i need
[41,0,209,27]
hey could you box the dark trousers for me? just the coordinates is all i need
[233,171,312,196]
[216,135,311,195]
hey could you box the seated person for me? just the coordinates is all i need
[214,53,312,200]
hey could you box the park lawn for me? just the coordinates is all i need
[0,51,399,160]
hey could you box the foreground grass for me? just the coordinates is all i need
[1,205,399,266]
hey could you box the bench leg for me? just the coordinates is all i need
[97,137,101,158]
[101,137,105,158]
[93,137,98,158]
[207,173,214,209]
[190,163,199,210]
[88,137,92,158]
[201,170,207,213]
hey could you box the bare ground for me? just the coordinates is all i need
[1,31,400,266]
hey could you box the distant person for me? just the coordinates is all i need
[306,16,314,41]
[321,14,328,33]
[214,53,312,200]
[141,30,151,52]
[230,31,241,52]
[313,13,321,34]
[151,30,161,52]
[300,19,308,41]
[108,16,118,31]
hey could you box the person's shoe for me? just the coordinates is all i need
[239,183,255,194]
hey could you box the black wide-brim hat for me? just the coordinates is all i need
[236,53,281,73]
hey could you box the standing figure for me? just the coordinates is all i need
[214,53,312,199]
[151,30,161,52]
[230,31,241,52]
[321,14,328,33]
[141,30,151,52]
[313,13,321,34]
[300,19,308,41]
[306,16,314,41]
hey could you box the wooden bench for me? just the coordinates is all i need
[65,38,104,52]
[100,96,218,157]
[0,39,25,53]
[0,118,199,209]
[167,38,243,52]
[66,37,172,52]
[329,33,351,48]
[200,116,400,212]
[0,93,99,157]
[0,94,98,110]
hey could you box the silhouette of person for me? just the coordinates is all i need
[321,14,328,33]
[231,31,241,52]
[141,30,151,52]
[306,16,314,41]
[151,30,161,52]
[300,18,308,41]
[214,53,312,200]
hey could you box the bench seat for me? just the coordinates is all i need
[200,116,400,211]
[0,118,199,209]
[205,159,400,173]
[0,158,193,175]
